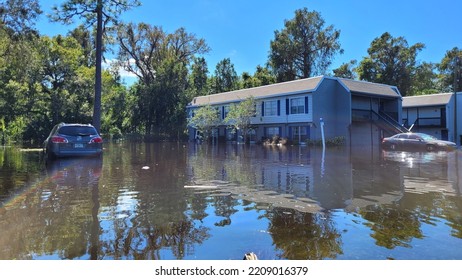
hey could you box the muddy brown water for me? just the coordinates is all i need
[1,142,462,259]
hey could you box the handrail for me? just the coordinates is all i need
[352,109,408,134]
[374,110,409,133]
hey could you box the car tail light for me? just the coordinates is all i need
[51,136,68,143]
[89,137,103,144]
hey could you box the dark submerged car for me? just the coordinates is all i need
[381,132,457,152]
[43,123,103,159]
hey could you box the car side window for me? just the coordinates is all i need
[408,134,420,140]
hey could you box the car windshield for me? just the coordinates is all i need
[417,133,437,141]
[58,126,97,136]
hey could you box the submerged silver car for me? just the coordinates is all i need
[381,132,457,152]
[43,123,103,159]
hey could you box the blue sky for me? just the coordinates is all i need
[36,0,462,78]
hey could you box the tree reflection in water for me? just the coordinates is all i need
[360,205,423,249]
[107,219,210,260]
[265,208,342,259]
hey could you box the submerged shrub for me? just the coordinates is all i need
[305,136,345,146]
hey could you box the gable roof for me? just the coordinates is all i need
[402,93,453,108]
[339,78,402,98]
[188,76,402,107]
[189,76,324,107]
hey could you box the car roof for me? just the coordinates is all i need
[57,123,95,127]
[389,133,419,138]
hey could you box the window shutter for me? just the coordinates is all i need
[261,101,265,116]
[277,100,281,116]
[286,99,290,115]
[305,97,309,114]
[222,106,225,119]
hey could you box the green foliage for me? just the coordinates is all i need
[116,22,210,136]
[240,66,276,89]
[0,117,5,144]
[409,62,440,95]
[437,47,462,92]
[50,0,141,133]
[253,65,276,86]
[0,0,42,34]
[50,0,141,26]
[269,7,343,82]
[188,104,220,142]
[356,32,425,96]
[224,96,256,143]
[333,60,357,79]
[187,57,210,98]
[212,58,239,93]
[7,116,27,142]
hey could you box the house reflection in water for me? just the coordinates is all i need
[187,143,461,213]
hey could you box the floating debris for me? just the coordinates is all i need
[141,166,150,170]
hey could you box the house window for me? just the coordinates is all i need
[267,127,280,137]
[292,126,308,141]
[264,101,278,116]
[290,97,305,114]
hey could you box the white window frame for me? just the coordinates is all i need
[264,100,278,116]
[290,97,305,114]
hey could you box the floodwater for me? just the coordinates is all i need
[1,142,462,260]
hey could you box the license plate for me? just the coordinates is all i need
[74,143,84,148]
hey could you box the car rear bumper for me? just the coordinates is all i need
[52,149,103,157]
[48,143,103,158]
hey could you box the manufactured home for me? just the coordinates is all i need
[187,76,407,146]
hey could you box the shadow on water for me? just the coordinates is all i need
[1,143,462,259]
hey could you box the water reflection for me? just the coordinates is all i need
[1,156,103,259]
[185,144,462,259]
[186,144,405,212]
[265,209,342,259]
[1,144,462,259]
[96,143,209,260]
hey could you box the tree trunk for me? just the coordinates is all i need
[93,0,103,133]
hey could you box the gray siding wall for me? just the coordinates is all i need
[312,78,351,142]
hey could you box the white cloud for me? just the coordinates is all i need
[103,58,139,79]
